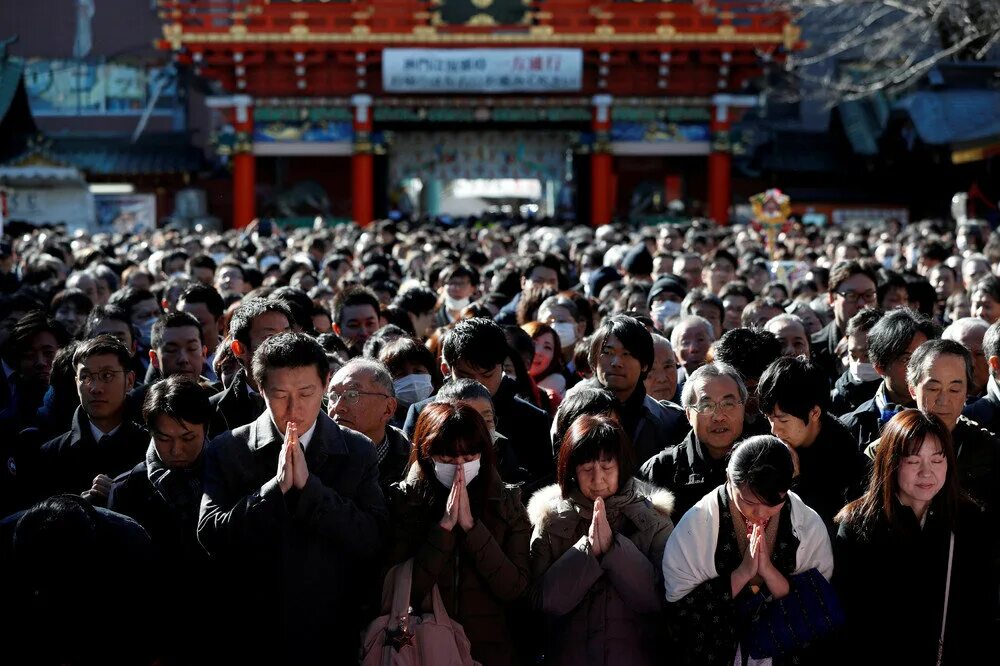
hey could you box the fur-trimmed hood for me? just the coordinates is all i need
[527,477,674,531]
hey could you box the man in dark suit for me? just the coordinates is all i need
[25,336,148,508]
[126,311,218,422]
[840,308,941,451]
[198,332,388,665]
[403,317,554,485]
[326,357,410,493]
[811,261,878,382]
[207,297,292,437]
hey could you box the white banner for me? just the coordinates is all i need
[382,48,583,93]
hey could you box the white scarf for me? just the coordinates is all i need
[661,488,833,665]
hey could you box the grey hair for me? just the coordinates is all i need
[763,313,806,334]
[334,357,395,398]
[906,339,974,393]
[669,315,715,350]
[941,317,989,343]
[650,332,673,352]
[681,361,749,409]
[434,378,493,405]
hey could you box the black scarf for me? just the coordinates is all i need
[145,442,204,523]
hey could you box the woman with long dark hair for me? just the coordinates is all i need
[834,409,991,663]
[528,414,673,665]
[385,401,531,666]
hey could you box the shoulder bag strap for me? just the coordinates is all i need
[936,531,955,666]
[390,559,415,621]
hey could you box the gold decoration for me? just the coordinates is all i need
[750,189,792,259]
[467,13,497,26]
[471,0,494,9]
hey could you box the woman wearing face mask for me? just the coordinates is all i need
[385,402,531,666]
[538,295,585,369]
[378,336,441,426]
[833,410,990,664]
[523,321,568,410]
[528,414,674,666]
[662,436,833,665]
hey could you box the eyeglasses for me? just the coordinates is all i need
[327,389,389,405]
[836,290,877,305]
[77,369,126,386]
[691,398,743,415]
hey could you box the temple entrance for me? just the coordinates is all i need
[388,130,573,218]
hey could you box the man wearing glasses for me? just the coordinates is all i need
[638,362,747,521]
[327,358,410,493]
[810,261,879,382]
[28,336,146,507]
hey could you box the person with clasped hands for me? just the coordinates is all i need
[385,401,531,666]
[662,436,833,665]
[528,414,674,666]
[197,332,387,665]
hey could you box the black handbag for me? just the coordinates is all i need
[737,567,846,659]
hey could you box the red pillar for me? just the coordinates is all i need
[232,98,256,229]
[352,94,374,227]
[708,103,732,225]
[591,94,613,226]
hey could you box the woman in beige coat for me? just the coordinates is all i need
[528,414,674,666]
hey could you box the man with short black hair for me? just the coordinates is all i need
[177,283,225,378]
[29,336,146,506]
[199,332,387,664]
[109,374,213,664]
[839,308,941,450]
[209,298,292,435]
[332,285,381,354]
[403,317,553,483]
[757,356,866,527]
[494,253,564,326]
[711,326,783,436]
[578,314,689,466]
[830,307,884,417]
[811,260,879,381]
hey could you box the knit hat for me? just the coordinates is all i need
[647,274,688,306]
[621,243,653,276]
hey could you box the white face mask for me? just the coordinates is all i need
[849,359,880,383]
[393,373,434,406]
[433,459,481,488]
[651,300,682,326]
[444,295,471,312]
[551,322,577,348]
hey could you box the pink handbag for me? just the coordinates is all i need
[361,560,481,666]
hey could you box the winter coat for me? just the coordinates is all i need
[810,320,845,383]
[830,370,879,418]
[527,479,674,666]
[790,413,869,529]
[198,411,388,665]
[26,407,149,506]
[638,429,731,521]
[207,367,265,438]
[834,499,993,664]
[386,463,531,666]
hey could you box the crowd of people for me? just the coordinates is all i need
[0,213,997,665]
